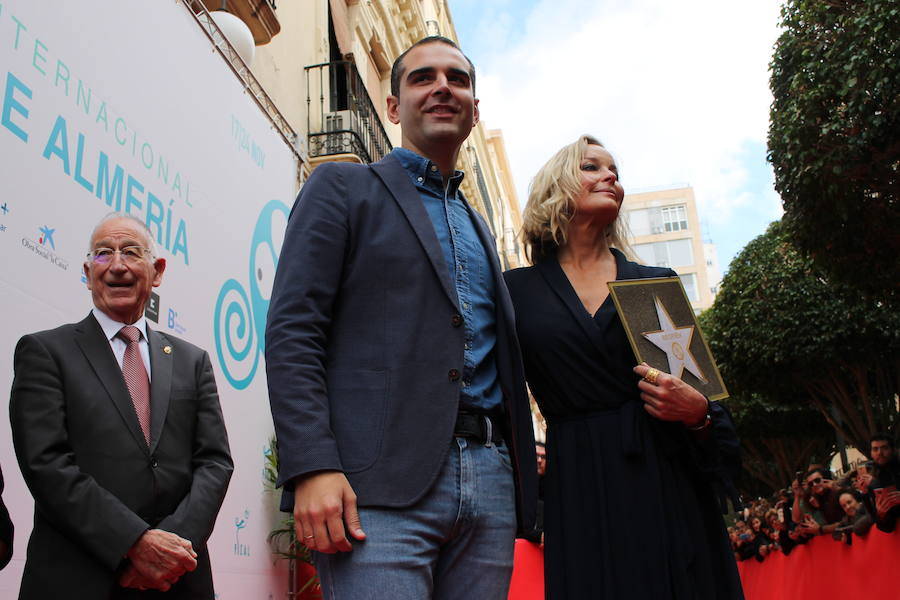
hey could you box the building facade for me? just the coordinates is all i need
[623,185,719,313]
[201,0,526,267]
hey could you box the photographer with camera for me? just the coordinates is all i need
[749,515,776,560]
[856,434,900,533]
[831,488,873,546]
[783,477,815,552]
[766,504,801,556]
[731,519,759,562]
[792,468,844,538]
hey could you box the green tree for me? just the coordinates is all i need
[723,393,834,498]
[768,0,900,295]
[703,222,899,456]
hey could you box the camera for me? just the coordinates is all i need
[832,525,853,545]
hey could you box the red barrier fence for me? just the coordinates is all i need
[510,530,900,600]
[508,540,544,600]
[737,529,900,600]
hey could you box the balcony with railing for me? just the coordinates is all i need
[305,61,392,164]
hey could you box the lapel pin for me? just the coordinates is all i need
[163,346,172,354]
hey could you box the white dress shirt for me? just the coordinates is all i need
[92,308,152,382]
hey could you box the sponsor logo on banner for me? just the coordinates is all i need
[214,200,289,389]
[38,225,56,249]
[234,509,250,556]
[145,291,160,323]
[22,224,69,271]
[167,307,188,335]
[231,115,266,169]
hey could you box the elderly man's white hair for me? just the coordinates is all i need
[87,212,159,258]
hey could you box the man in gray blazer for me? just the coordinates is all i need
[9,213,233,598]
[266,37,537,598]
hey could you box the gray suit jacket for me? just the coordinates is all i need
[9,314,233,599]
[265,153,537,534]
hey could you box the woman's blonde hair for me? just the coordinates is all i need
[522,134,632,264]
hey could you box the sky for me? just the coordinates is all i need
[448,0,786,273]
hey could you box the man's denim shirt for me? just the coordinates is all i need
[393,147,502,413]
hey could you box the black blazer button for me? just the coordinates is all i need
[448,369,461,381]
[150,457,158,469]
[451,314,463,327]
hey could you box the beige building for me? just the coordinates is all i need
[623,185,719,313]
[197,0,525,267]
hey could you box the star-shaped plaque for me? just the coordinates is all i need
[607,277,728,400]
[641,296,707,383]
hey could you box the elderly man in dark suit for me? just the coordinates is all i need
[266,36,537,599]
[9,213,233,598]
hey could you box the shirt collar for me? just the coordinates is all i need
[92,307,148,342]
[392,147,465,189]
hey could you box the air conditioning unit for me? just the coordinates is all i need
[325,110,353,132]
[323,110,354,154]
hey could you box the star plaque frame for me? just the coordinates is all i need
[608,277,728,401]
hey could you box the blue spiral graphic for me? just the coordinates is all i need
[214,278,257,389]
[214,200,290,390]
[249,201,290,353]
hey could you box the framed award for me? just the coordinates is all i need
[608,277,728,401]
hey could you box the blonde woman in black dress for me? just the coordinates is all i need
[504,135,744,599]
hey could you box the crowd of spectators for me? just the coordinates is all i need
[730,433,900,562]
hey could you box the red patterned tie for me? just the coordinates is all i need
[117,325,151,445]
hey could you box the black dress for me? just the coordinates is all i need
[0,464,12,570]
[504,249,744,600]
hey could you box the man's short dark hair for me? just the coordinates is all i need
[870,432,895,449]
[389,36,476,97]
[805,467,828,481]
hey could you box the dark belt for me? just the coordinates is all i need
[454,411,504,445]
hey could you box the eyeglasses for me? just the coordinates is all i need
[807,477,823,487]
[87,246,153,264]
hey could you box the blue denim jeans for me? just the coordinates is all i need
[314,437,517,599]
